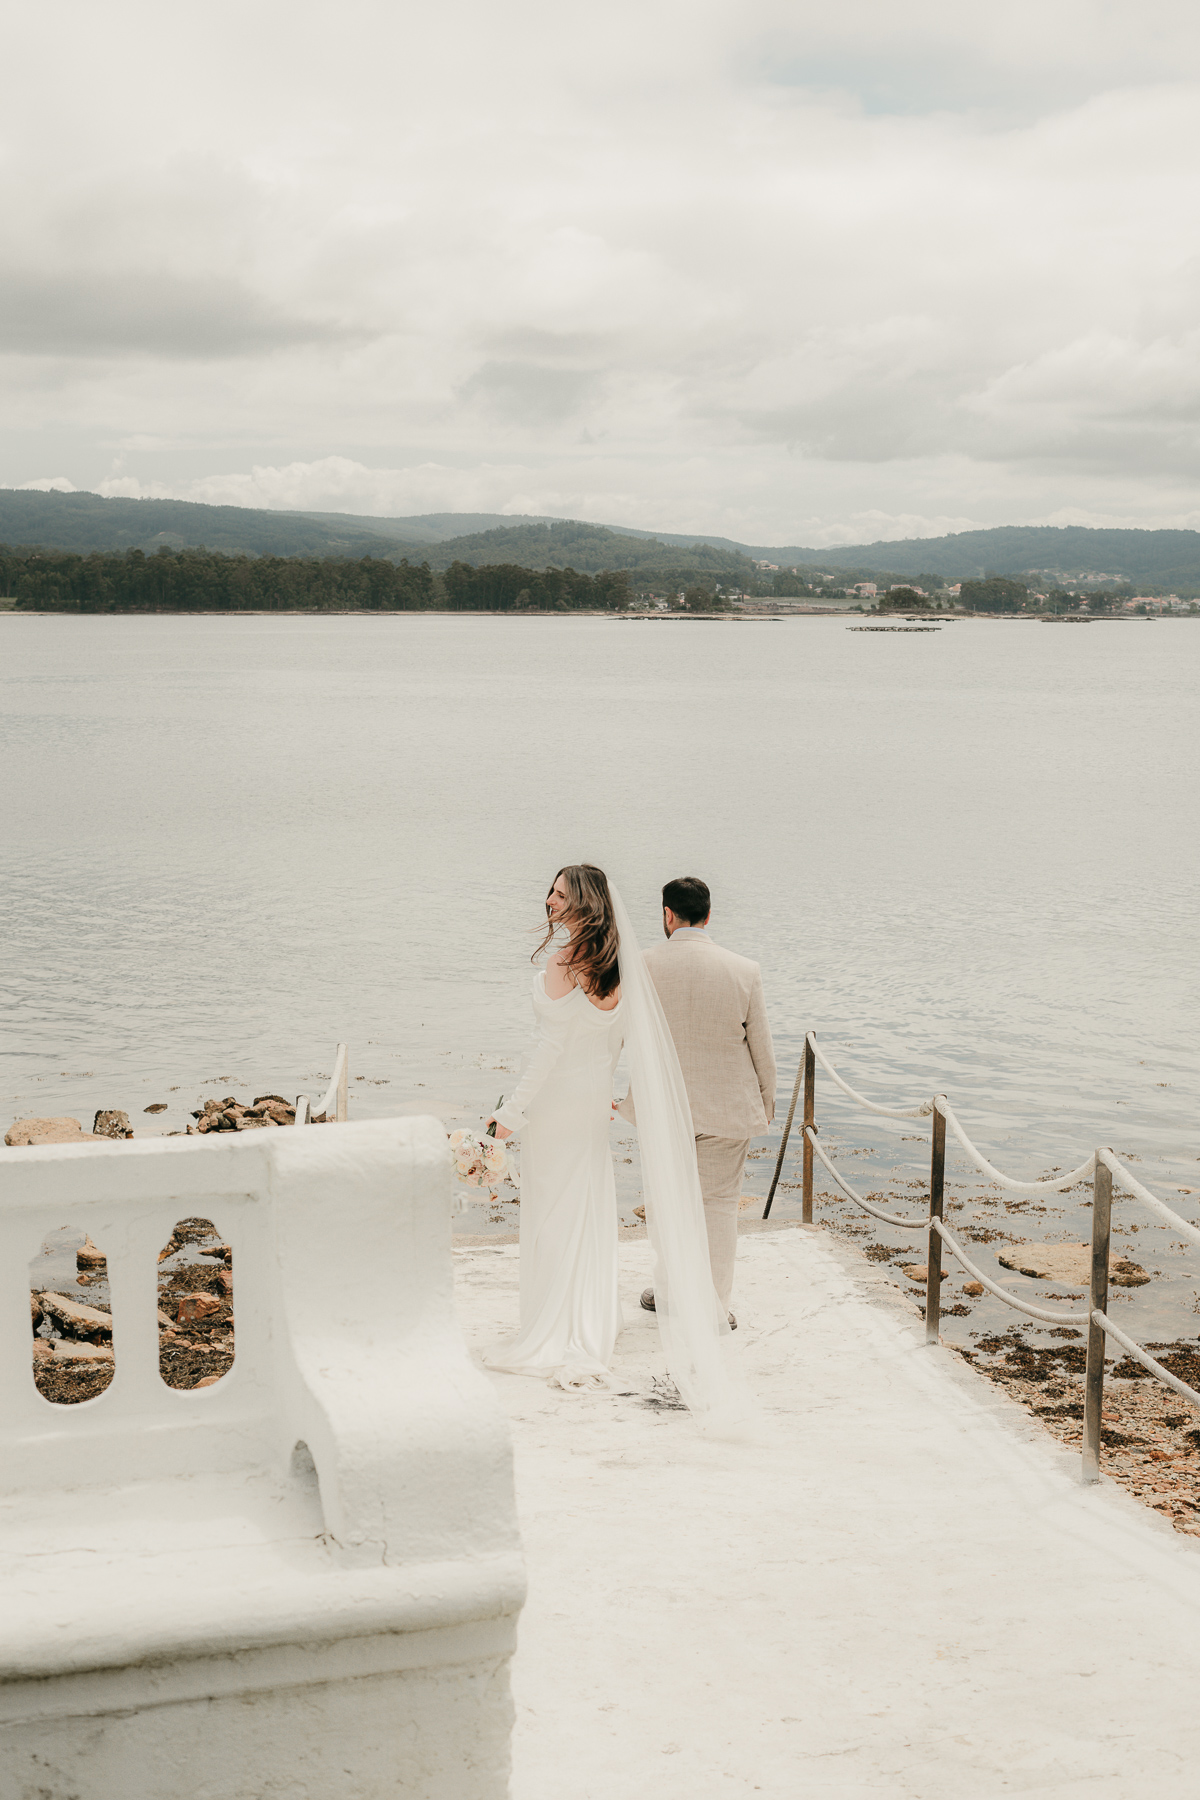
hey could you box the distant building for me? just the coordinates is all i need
[852,582,877,597]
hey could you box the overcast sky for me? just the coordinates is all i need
[5,0,1200,546]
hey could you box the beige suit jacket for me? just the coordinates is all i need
[618,931,777,1139]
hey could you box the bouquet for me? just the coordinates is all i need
[448,1117,518,1201]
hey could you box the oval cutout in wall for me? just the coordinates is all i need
[157,1216,235,1390]
[30,1226,115,1404]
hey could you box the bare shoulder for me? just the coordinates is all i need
[543,947,574,997]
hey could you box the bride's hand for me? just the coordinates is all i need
[486,1117,513,1141]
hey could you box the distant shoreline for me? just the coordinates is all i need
[1,605,1183,622]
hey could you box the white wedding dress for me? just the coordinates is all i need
[486,884,752,1433]
[486,971,625,1384]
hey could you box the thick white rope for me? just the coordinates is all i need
[808,1033,933,1122]
[932,1220,1090,1324]
[1092,1311,1200,1409]
[1098,1149,1200,1249]
[806,1128,928,1229]
[936,1099,1096,1194]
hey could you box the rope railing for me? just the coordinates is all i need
[1090,1312,1200,1410]
[764,1030,1200,1487]
[936,1099,1097,1194]
[1099,1148,1200,1249]
[294,1042,349,1127]
[931,1219,1088,1325]
[806,1128,927,1229]
[807,1032,934,1121]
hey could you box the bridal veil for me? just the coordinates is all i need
[610,883,752,1437]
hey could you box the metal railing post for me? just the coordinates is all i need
[1082,1152,1112,1483]
[925,1099,947,1346]
[762,1049,805,1220]
[336,1043,349,1123]
[294,1095,311,1126]
[802,1035,816,1224]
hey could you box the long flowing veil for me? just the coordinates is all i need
[610,883,753,1437]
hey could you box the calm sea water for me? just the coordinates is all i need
[3,613,1199,1336]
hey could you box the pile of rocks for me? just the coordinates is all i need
[188,1094,307,1133]
[32,1219,236,1405]
[32,1289,116,1364]
[157,1219,236,1391]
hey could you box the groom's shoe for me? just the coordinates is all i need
[643,1287,737,1330]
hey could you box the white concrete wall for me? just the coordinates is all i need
[0,1118,524,1800]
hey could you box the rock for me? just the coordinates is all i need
[93,1110,133,1139]
[37,1290,113,1336]
[77,1234,106,1269]
[51,1341,115,1363]
[738,1195,759,1211]
[144,1102,168,1113]
[5,1116,95,1147]
[963,1282,985,1297]
[216,1271,233,1295]
[177,1293,222,1324]
[901,1265,929,1283]
[254,1094,291,1108]
[30,1293,42,1328]
[32,1339,53,1362]
[198,1243,232,1258]
[193,1374,223,1389]
[158,1308,175,1328]
[997,1241,1150,1288]
[633,1206,646,1220]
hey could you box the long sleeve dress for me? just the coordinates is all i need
[486,971,625,1383]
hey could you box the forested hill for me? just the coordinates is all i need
[0,489,409,559]
[0,491,752,580]
[6,489,1200,589]
[775,525,1200,588]
[417,519,756,577]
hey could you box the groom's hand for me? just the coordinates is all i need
[486,1116,513,1141]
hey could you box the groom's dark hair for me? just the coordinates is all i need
[662,876,710,925]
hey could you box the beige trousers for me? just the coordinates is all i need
[695,1133,751,1311]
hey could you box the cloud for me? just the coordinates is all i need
[0,272,347,360]
[3,2,1200,540]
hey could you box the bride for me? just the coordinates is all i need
[485,863,749,1432]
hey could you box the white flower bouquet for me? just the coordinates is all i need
[448,1127,518,1200]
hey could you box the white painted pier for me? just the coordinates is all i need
[457,1227,1200,1800]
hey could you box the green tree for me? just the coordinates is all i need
[959,577,1029,613]
[878,586,932,612]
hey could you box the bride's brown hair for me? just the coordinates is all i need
[535,863,621,1001]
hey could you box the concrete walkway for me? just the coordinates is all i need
[453,1226,1200,1800]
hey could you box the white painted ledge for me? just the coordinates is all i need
[1,1119,524,1800]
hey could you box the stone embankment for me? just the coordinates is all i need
[31,1218,235,1406]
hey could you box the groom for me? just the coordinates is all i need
[618,876,776,1325]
